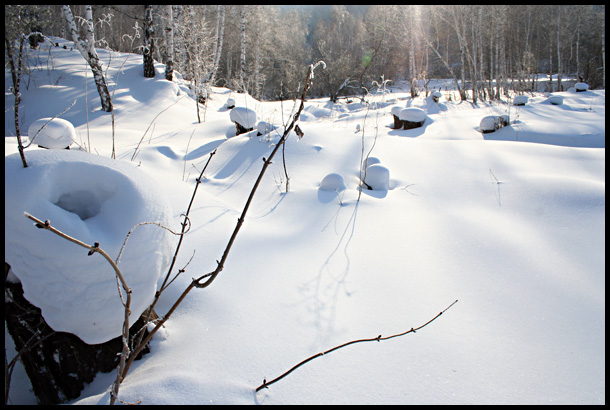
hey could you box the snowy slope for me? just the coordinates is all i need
[5,37,605,405]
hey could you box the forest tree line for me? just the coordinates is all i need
[5,5,606,103]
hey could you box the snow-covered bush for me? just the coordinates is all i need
[319,173,346,191]
[513,95,528,106]
[28,117,76,149]
[230,107,257,135]
[574,82,589,92]
[364,164,390,191]
[548,95,564,105]
[5,150,174,344]
[399,107,427,129]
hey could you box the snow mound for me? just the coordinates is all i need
[574,82,589,92]
[548,95,564,105]
[390,105,404,117]
[5,150,174,344]
[399,107,427,122]
[256,120,275,136]
[361,156,381,172]
[513,95,529,106]
[364,164,390,191]
[229,107,257,129]
[319,173,346,191]
[480,115,509,133]
[28,117,76,149]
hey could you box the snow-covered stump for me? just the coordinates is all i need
[28,117,76,149]
[5,150,174,404]
[230,107,257,135]
[548,95,564,105]
[431,91,442,103]
[480,115,509,133]
[574,82,589,92]
[5,273,152,404]
[225,97,235,109]
[513,95,528,106]
[390,106,404,129]
[399,107,427,130]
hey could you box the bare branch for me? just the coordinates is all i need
[256,300,459,392]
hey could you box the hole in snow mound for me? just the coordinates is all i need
[54,190,106,220]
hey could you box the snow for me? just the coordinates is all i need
[363,164,390,191]
[5,37,605,405]
[399,107,427,123]
[27,117,76,149]
[5,149,174,345]
[548,95,564,105]
[319,173,346,192]
[575,82,589,92]
[513,95,529,106]
[229,106,258,129]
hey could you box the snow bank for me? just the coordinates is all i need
[229,107,258,129]
[28,117,76,149]
[5,150,174,344]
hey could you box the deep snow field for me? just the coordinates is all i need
[5,37,605,405]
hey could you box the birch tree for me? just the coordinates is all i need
[143,5,155,78]
[164,5,174,81]
[62,5,113,112]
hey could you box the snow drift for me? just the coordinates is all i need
[5,150,174,344]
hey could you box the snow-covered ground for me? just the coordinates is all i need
[5,37,605,405]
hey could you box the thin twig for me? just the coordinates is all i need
[255,299,458,392]
[22,212,133,406]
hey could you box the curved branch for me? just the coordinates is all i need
[256,299,458,392]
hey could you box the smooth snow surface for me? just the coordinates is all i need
[4,37,605,405]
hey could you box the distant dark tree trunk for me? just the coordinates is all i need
[143,5,156,78]
[5,266,150,404]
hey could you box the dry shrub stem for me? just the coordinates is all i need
[256,299,459,392]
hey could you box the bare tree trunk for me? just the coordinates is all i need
[62,5,113,112]
[165,5,174,81]
[239,5,248,92]
[556,7,562,91]
[143,5,155,78]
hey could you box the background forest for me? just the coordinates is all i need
[5,5,606,103]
